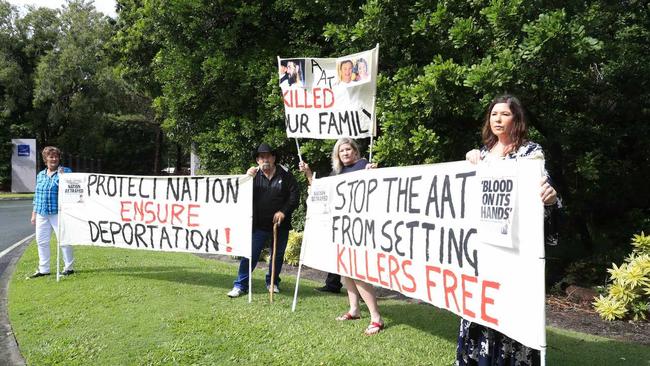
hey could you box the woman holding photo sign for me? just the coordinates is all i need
[299,138,383,335]
[458,95,561,365]
[29,146,75,278]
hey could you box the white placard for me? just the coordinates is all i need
[279,46,378,139]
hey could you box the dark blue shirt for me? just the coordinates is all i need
[340,158,369,174]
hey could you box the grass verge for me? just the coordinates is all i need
[0,192,34,199]
[9,240,650,365]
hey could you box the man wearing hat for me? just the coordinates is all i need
[228,143,299,297]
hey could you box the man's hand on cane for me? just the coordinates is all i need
[273,211,285,225]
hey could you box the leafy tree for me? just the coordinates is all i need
[324,0,650,279]
[29,0,159,174]
[0,1,30,188]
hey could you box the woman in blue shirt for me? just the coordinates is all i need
[30,146,74,277]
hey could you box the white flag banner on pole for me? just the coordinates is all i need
[279,45,378,139]
[300,160,545,350]
[58,173,252,258]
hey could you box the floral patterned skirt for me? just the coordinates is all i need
[456,319,540,366]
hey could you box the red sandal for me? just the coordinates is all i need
[364,321,384,335]
[336,312,361,321]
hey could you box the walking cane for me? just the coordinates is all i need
[270,222,279,303]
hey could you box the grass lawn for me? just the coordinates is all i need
[9,240,650,365]
[0,192,34,199]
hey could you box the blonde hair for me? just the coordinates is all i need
[331,138,361,174]
[41,146,61,162]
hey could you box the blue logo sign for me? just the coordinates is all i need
[17,144,30,156]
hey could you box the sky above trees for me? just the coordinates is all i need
[7,0,116,17]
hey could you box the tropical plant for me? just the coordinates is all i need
[594,232,650,321]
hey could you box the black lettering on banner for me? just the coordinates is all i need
[441,175,455,219]
[286,114,310,134]
[408,176,422,214]
[381,220,393,253]
[422,222,436,261]
[191,230,203,250]
[425,175,439,217]
[87,174,97,197]
[97,220,110,243]
[335,181,346,210]
[138,177,149,198]
[106,176,117,197]
[311,59,335,88]
[147,225,157,248]
[455,171,476,219]
[122,223,133,244]
[109,222,121,243]
[212,179,224,203]
[167,178,178,200]
[128,177,137,197]
[135,224,147,247]
[87,220,226,253]
[318,111,368,136]
[205,230,219,252]
[439,227,479,276]
[159,226,172,249]
[384,177,397,213]
[172,226,183,248]
[89,221,99,241]
[97,175,107,195]
[227,178,239,204]
[182,178,192,201]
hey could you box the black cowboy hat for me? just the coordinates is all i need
[252,143,277,159]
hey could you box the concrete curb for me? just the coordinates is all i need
[0,235,32,366]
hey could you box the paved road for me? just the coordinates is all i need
[0,199,32,366]
[0,199,33,253]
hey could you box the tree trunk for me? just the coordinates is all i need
[153,125,162,174]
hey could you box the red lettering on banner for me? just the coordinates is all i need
[376,253,388,287]
[283,88,335,109]
[133,200,144,220]
[425,266,501,324]
[337,245,348,274]
[119,200,202,226]
[171,204,185,225]
[336,245,417,293]
[461,274,477,318]
[352,249,366,280]
[120,201,131,222]
[401,260,416,293]
[348,247,353,276]
[388,255,400,290]
[481,280,500,326]
[365,250,379,283]
[144,201,155,224]
[187,204,200,227]
[443,269,460,312]
[426,265,441,302]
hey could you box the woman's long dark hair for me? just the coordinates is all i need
[481,94,528,152]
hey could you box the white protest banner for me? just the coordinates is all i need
[279,46,378,139]
[58,173,252,258]
[301,160,546,350]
